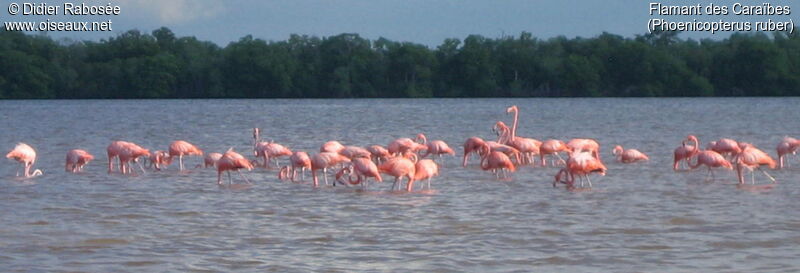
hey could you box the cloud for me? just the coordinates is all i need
[117,0,226,24]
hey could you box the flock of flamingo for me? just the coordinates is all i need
[4,105,800,191]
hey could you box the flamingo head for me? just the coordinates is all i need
[612,145,623,156]
[506,105,518,114]
[706,141,717,150]
[415,133,427,144]
[686,135,698,144]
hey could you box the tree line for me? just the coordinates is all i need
[0,27,798,99]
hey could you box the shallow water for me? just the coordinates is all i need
[1,98,799,272]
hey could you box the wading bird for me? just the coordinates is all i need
[6,143,42,177]
[65,149,94,173]
[169,140,203,171]
[612,145,649,163]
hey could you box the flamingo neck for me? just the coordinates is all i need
[511,109,518,140]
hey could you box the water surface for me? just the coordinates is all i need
[1,98,799,272]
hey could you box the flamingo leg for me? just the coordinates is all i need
[179,155,184,171]
[323,167,329,185]
[227,171,233,185]
[758,167,776,183]
[237,170,251,184]
[391,177,399,191]
[586,175,593,188]
[427,177,432,189]
[138,161,146,174]
[554,153,566,166]
[312,170,319,187]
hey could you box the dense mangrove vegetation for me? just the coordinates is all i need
[0,28,798,98]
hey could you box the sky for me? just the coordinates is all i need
[8,0,800,47]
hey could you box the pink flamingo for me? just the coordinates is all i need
[611,145,649,163]
[320,140,346,154]
[65,149,94,173]
[776,137,800,168]
[254,141,292,168]
[169,140,203,171]
[485,141,522,165]
[503,106,543,165]
[416,134,455,159]
[378,153,417,191]
[6,143,42,177]
[367,145,391,164]
[107,140,127,173]
[310,152,351,187]
[279,151,312,182]
[107,141,149,174]
[479,143,516,179]
[689,150,732,180]
[118,142,150,175]
[673,135,700,171]
[148,150,172,170]
[340,146,372,160]
[335,157,383,189]
[203,152,223,168]
[558,150,607,188]
[735,143,777,184]
[407,159,439,191]
[706,138,741,159]
[463,137,487,167]
[539,139,569,167]
[567,138,600,159]
[216,148,254,185]
[388,137,427,156]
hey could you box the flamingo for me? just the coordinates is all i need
[320,140,346,154]
[503,106,543,165]
[254,141,292,168]
[335,157,382,189]
[776,137,800,168]
[735,143,777,184]
[567,138,600,160]
[673,135,700,171]
[611,145,649,163]
[561,150,607,188]
[340,146,372,160]
[65,149,94,173]
[148,150,172,170]
[107,140,128,173]
[706,138,741,159]
[416,134,455,159]
[388,137,427,156]
[479,143,516,179]
[407,159,439,191]
[688,150,733,180]
[485,141,522,165]
[118,142,150,175]
[203,152,223,168]
[378,153,417,191]
[367,145,391,164]
[107,141,149,174]
[216,148,254,185]
[279,151,312,182]
[169,140,203,171]
[310,152,351,187]
[6,143,42,177]
[539,139,569,167]
[463,137,487,167]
